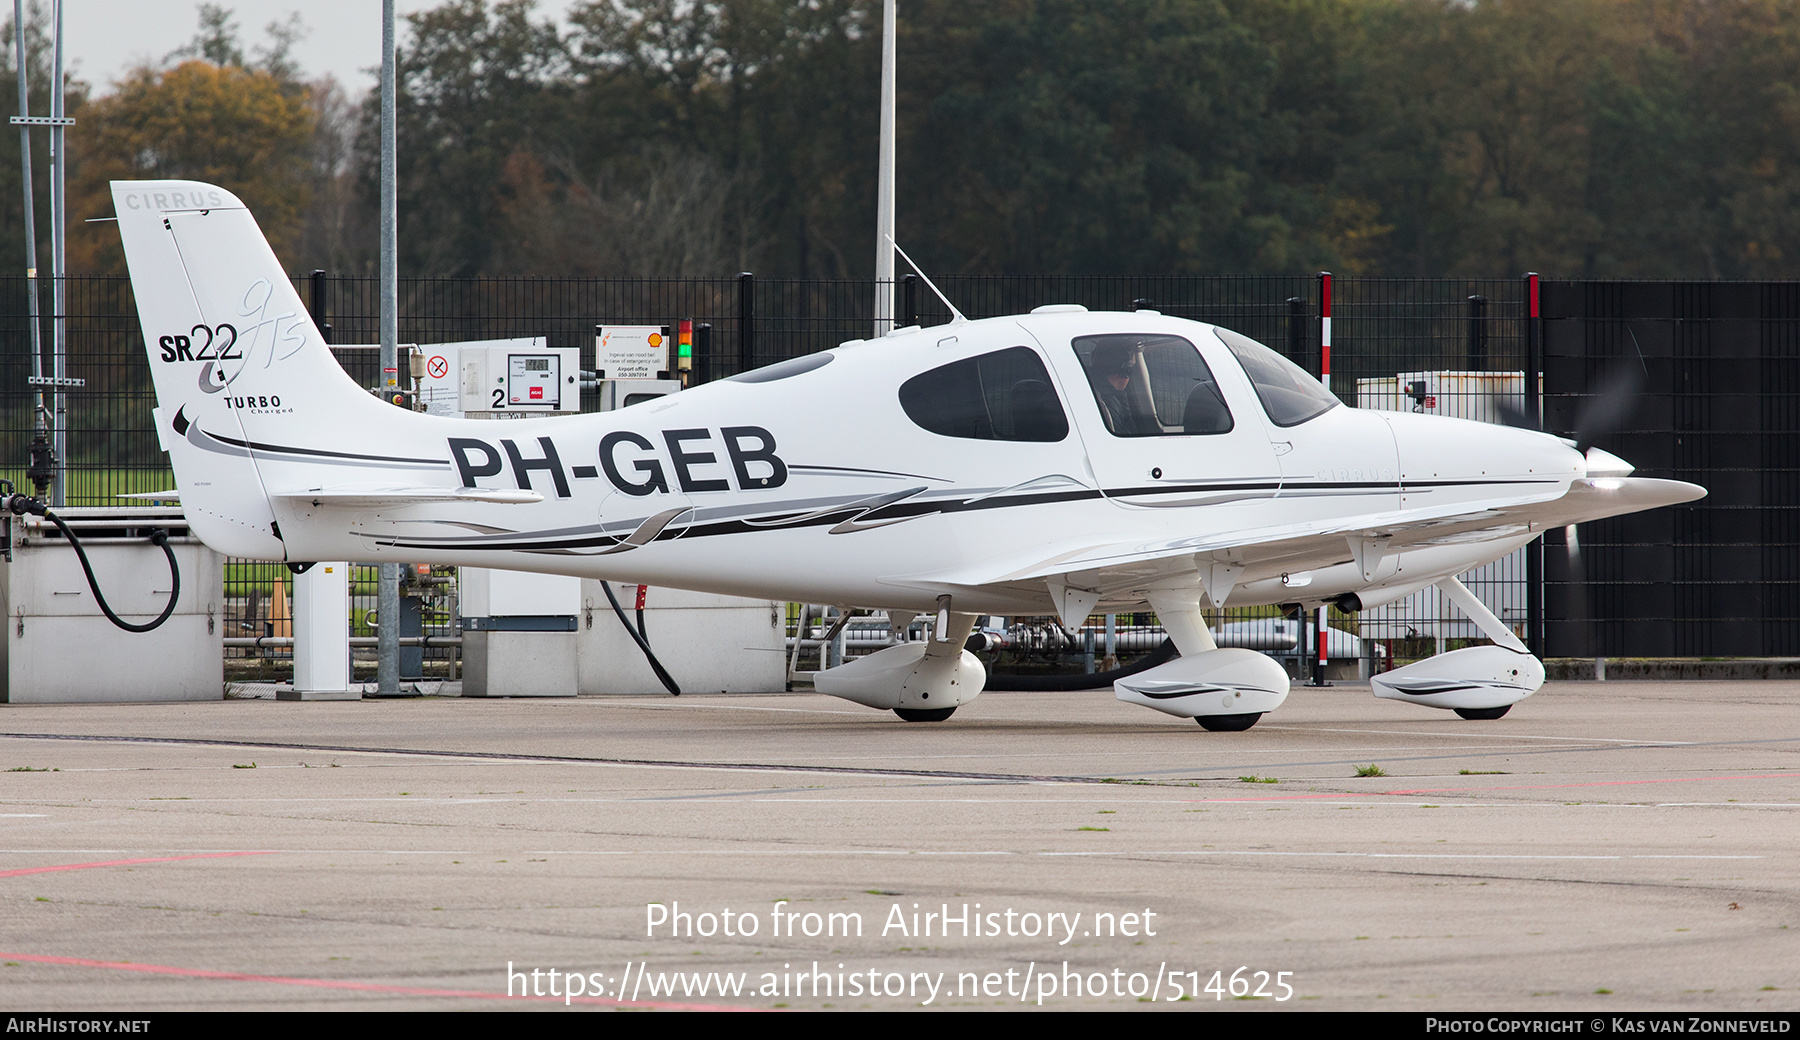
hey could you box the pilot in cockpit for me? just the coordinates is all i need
[1085,341,1160,436]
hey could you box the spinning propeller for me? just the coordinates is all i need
[1496,336,1650,660]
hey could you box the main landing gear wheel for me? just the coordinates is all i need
[895,707,957,723]
[1196,712,1263,732]
[1454,705,1512,720]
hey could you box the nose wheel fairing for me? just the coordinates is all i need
[1371,644,1545,711]
[1370,574,1546,714]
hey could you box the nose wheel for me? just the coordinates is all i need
[895,707,957,723]
[1454,705,1512,720]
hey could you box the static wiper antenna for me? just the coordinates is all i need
[887,235,967,326]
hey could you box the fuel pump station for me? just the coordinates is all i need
[415,338,584,696]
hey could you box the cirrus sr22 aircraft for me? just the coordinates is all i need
[111,180,1704,730]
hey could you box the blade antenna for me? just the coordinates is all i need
[887,235,966,326]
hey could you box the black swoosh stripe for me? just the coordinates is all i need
[372,476,1562,554]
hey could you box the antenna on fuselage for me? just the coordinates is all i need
[887,235,967,326]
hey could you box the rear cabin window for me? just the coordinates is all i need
[1073,333,1233,437]
[898,346,1069,442]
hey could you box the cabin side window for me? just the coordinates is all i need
[899,346,1069,442]
[1073,333,1233,438]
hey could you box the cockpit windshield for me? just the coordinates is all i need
[1215,328,1340,427]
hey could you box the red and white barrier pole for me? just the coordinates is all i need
[1318,270,1332,392]
[1315,605,1328,685]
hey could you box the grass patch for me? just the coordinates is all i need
[1459,769,1508,775]
[0,467,176,504]
[1077,826,1110,832]
[1354,764,1386,777]
[1237,775,1278,784]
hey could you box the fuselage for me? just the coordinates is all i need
[239,308,1585,614]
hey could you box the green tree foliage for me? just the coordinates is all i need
[377,0,570,275]
[69,61,314,275]
[65,5,317,275]
[34,0,1800,278]
[901,0,1278,274]
[0,1,85,281]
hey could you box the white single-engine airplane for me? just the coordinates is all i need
[109,180,1704,729]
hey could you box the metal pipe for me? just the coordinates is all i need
[376,0,400,696]
[871,0,895,337]
[13,0,45,486]
[48,0,63,507]
[226,636,462,649]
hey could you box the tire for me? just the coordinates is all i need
[895,707,957,723]
[1196,712,1263,732]
[1454,705,1512,720]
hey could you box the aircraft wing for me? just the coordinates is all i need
[269,487,545,508]
[888,476,1704,596]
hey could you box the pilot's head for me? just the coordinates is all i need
[1093,343,1136,389]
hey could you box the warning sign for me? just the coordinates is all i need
[597,325,667,380]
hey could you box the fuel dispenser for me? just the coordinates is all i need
[416,339,584,696]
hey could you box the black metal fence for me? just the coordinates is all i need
[0,271,1780,664]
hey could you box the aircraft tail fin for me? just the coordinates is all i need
[113,180,394,559]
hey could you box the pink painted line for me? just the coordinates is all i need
[1195,772,1800,802]
[0,851,278,878]
[0,952,758,1011]
[1383,772,1800,796]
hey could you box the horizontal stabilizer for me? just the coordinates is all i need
[271,487,544,508]
[117,490,182,501]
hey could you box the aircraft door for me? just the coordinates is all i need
[1037,328,1283,512]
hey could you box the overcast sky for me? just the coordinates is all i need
[59,1,580,95]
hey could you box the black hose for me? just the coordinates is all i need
[45,508,180,633]
[602,579,681,696]
[982,638,1178,691]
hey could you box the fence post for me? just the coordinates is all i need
[737,272,755,375]
[902,273,918,328]
[1466,294,1488,370]
[1524,272,1543,657]
[694,322,712,385]
[309,270,332,344]
[1287,295,1306,364]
